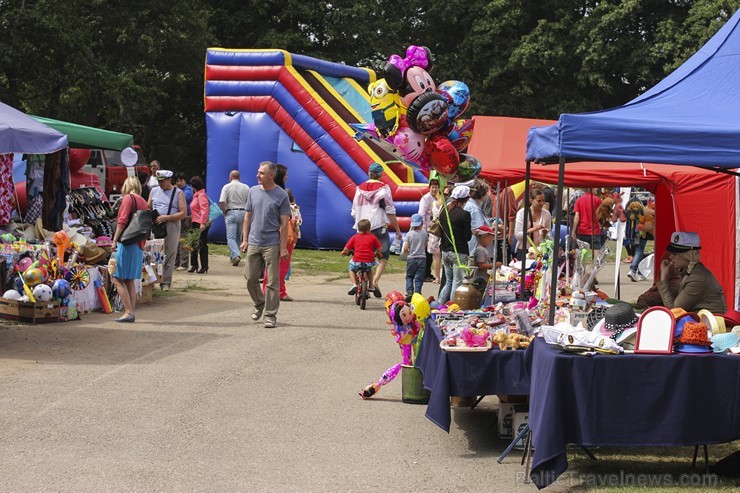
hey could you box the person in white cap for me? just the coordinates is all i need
[403,213,428,298]
[148,169,187,290]
[658,231,726,313]
[438,185,472,304]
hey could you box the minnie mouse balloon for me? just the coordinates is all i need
[406,92,449,135]
[448,153,481,182]
[437,80,470,120]
[446,118,475,152]
[424,134,459,177]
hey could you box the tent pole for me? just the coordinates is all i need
[492,180,502,304]
[549,157,566,325]
[520,161,531,300]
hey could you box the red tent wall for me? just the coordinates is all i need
[469,116,737,310]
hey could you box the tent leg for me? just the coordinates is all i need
[548,158,566,325]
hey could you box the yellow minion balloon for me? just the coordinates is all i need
[368,79,400,138]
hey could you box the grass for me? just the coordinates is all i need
[564,442,740,491]
[207,244,408,277]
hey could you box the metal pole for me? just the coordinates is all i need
[520,162,531,300]
[492,180,502,303]
[548,157,566,325]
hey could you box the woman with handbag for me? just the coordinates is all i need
[111,176,149,323]
[188,176,211,274]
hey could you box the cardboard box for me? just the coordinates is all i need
[512,407,530,450]
[497,403,516,439]
[0,297,60,324]
[137,283,153,304]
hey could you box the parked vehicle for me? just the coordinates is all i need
[82,146,149,199]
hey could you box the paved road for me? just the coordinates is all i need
[0,254,651,492]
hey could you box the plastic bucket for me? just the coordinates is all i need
[401,365,430,404]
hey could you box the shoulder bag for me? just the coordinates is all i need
[119,195,153,245]
[151,188,177,239]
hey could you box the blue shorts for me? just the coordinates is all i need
[577,233,602,250]
[349,260,377,272]
[371,227,390,260]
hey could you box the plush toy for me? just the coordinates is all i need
[493,331,534,350]
[595,197,615,229]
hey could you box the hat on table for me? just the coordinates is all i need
[410,213,423,227]
[666,231,701,253]
[592,303,639,339]
[670,308,700,339]
[586,305,609,331]
[711,332,739,353]
[697,309,726,335]
[156,169,173,180]
[675,321,713,353]
[450,185,470,200]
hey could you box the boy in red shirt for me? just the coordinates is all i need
[342,219,382,295]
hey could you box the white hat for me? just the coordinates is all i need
[156,169,173,180]
[667,231,700,253]
[450,185,470,200]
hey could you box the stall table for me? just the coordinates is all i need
[529,337,740,489]
[416,319,532,432]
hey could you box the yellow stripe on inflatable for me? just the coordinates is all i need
[511,181,525,199]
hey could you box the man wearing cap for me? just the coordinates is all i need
[403,213,428,298]
[148,170,187,290]
[658,231,726,313]
[350,163,403,297]
[438,185,472,304]
[219,170,250,266]
[240,161,291,329]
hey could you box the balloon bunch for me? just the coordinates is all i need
[352,45,480,182]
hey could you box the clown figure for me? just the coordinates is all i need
[389,301,421,365]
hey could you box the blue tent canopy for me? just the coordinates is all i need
[526,9,740,168]
[0,102,68,154]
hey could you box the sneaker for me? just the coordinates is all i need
[176,266,186,272]
[424,276,436,283]
[251,308,263,321]
[160,283,170,291]
[373,286,382,298]
[231,257,241,266]
[264,318,276,329]
[627,271,637,282]
[280,296,293,302]
[637,273,646,281]
[347,286,357,295]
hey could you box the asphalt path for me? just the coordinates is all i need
[0,254,649,492]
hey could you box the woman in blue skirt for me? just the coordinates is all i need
[111,176,149,322]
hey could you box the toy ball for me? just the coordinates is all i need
[16,257,33,273]
[23,267,45,287]
[0,233,16,243]
[2,289,22,300]
[32,284,53,302]
[51,279,72,300]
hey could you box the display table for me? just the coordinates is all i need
[415,319,532,432]
[529,337,740,489]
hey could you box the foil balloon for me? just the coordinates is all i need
[368,79,400,138]
[406,92,449,135]
[384,290,405,314]
[424,134,460,177]
[447,118,475,152]
[359,363,401,399]
[389,121,427,167]
[23,267,45,287]
[437,80,470,120]
[53,231,70,265]
[410,293,431,322]
[448,153,482,182]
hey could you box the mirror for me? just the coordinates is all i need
[635,306,675,354]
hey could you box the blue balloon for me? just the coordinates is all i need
[448,153,481,182]
[51,279,71,300]
[436,80,470,120]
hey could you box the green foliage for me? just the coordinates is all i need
[2,0,739,177]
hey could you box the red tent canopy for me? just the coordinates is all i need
[468,116,737,310]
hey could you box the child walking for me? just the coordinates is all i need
[403,213,428,298]
[342,219,382,295]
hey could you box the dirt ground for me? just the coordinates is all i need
[0,254,650,492]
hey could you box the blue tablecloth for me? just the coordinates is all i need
[415,319,532,432]
[529,337,740,489]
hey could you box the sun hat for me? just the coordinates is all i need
[79,243,108,265]
[368,163,384,175]
[670,308,700,339]
[615,327,638,350]
[675,321,713,353]
[450,185,470,200]
[593,303,639,339]
[697,309,726,335]
[711,332,739,353]
[587,305,609,331]
[410,213,423,227]
[156,169,173,180]
[476,225,495,237]
[666,231,701,253]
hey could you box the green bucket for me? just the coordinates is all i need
[401,365,430,404]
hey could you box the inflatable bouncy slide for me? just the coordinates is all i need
[204,49,431,249]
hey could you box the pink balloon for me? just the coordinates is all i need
[389,121,428,168]
[424,134,459,177]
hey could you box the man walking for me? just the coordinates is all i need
[351,163,402,297]
[148,170,187,291]
[174,172,193,271]
[220,170,250,266]
[241,162,291,329]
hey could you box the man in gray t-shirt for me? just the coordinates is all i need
[403,214,428,296]
[240,161,291,328]
[219,170,251,266]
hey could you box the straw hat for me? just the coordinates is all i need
[697,309,726,335]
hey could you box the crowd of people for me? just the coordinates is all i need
[112,159,727,327]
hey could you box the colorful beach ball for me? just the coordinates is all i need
[51,279,72,300]
[23,268,45,287]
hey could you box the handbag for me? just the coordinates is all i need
[119,195,153,245]
[152,188,177,239]
[428,217,442,237]
[208,196,223,224]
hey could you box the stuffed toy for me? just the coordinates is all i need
[493,331,535,350]
[595,197,615,229]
